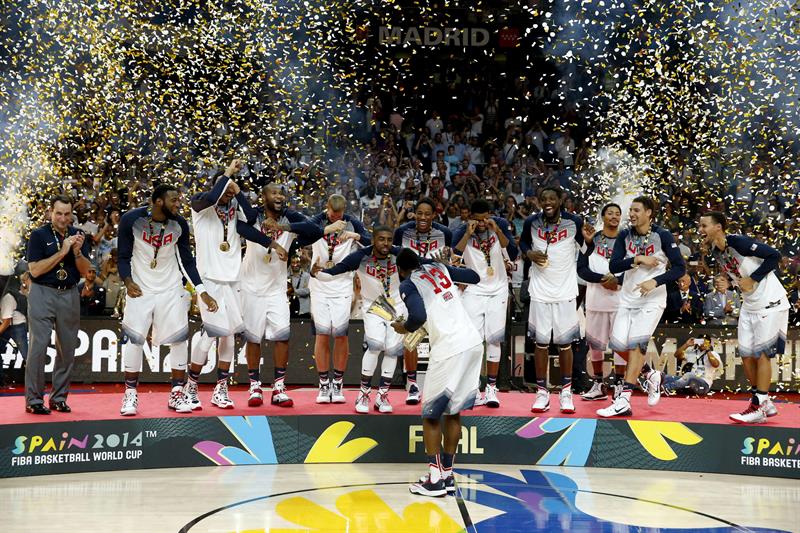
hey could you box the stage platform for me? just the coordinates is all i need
[1,385,798,480]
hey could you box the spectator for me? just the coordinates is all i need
[79,267,106,316]
[98,248,123,310]
[665,273,703,323]
[0,272,30,383]
[663,337,722,396]
[554,127,576,167]
[703,275,740,325]
[288,255,311,318]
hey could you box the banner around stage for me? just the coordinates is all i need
[1,318,798,391]
[1,415,798,479]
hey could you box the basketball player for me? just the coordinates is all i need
[596,196,686,418]
[313,225,403,413]
[118,184,218,416]
[452,199,517,408]
[392,248,482,497]
[576,203,628,401]
[186,160,276,410]
[239,183,322,407]
[520,187,593,413]
[699,211,787,423]
[393,197,452,404]
[308,194,371,403]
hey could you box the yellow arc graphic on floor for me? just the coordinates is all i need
[305,421,379,463]
[628,421,703,461]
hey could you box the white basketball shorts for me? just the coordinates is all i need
[310,293,353,337]
[422,344,483,419]
[241,290,291,343]
[122,285,190,346]
[362,301,407,357]
[738,308,789,359]
[527,299,580,346]
[462,292,508,344]
[585,310,617,352]
[609,305,664,353]
[198,279,245,338]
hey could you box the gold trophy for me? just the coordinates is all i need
[367,295,428,351]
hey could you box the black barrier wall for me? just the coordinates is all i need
[1,317,798,391]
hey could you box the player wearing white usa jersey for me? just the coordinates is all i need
[452,199,518,408]
[186,160,274,410]
[239,183,322,408]
[307,194,372,403]
[576,203,627,402]
[393,249,482,498]
[393,198,452,405]
[520,187,593,414]
[700,211,788,424]
[314,226,405,413]
[597,196,685,419]
[117,184,219,417]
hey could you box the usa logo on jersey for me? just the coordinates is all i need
[628,241,655,256]
[537,228,569,244]
[365,263,397,277]
[142,231,174,247]
[471,235,497,250]
[410,239,440,254]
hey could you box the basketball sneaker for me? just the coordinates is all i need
[168,386,192,413]
[331,380,346,403]
[597,394,632,418]
[355,389,370,413]
[531,388,550,413]
[581,381,607,401]
[183,380,202,410]
[271,383,293,407]
[474,389,487,407]
[409,474,446,497]
[729,402,767,424]
[406,383,421,405]
[248,381,264,407]
[374,389,393,413]
[645,370,662,406]
[120,388,138,416]
[419,473,456,494]
[485,384,500,408]
[211,380,234,409]
[559,388,575,414]
[316,382,331,404]
[765,397,777,417]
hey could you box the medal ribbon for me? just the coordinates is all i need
[51,224,67,274]
[148,216,167,266]
[215,203,231,246]
[373,255,393,297]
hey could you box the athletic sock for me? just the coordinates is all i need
[378,375,392,392]
[332,368,345,382]
[360,374,372,393]
[641,363,652,375]
[755,390,769,406]
[318,371,329,385]
[188,369,201,384]
[427,454,442,483]
[487,375,497,386]
[407,371,417,384]
[170,378,183,389]
[562,376,572,390]
[536,378,546,391]
[441,453,455,479]
[248,368,260,384]
[274,367,286,388]
[124,377,138,390]
[216,367,230,383]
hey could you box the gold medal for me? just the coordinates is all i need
[56,269,68,281]
[542,259,550,268]
[150,259,157,269]
[326,260,334,268]
[264,253,272,264]
[219,242,230,252]
[486,266,494,277]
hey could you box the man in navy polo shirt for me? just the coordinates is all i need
[25,194,91,414]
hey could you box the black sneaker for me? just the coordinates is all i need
[444,475,455,494]
[409,474,446,497]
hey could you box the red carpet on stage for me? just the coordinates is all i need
[1,384,798,427]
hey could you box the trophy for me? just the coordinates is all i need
[367,295,428,351]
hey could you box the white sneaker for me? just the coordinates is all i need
[474,389,487,407]
[531,388,550,413]
[485,384,500,408]
[316,382,332,403]
[581,381,607,401]
[374,389,393,413]
[406,383,421,405]
[765,397,778,417]
[271,383,294,407]
[331,380,346,403]
[168,386,192,413]
[645,370,662,407]
[597,394,632,418]
[355,389,370,413]
[211,380,235,409]
[120,389,138,416]
[248,381,264,407]
[559,388,575,414]
[730,402,767,424]
[184,380,202,410]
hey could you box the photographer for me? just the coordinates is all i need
[663,337,721,396]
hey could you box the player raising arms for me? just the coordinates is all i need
[393,197,452,404]
[392,249,483,498]
[596,196,685,418]
[313,225,404,413]
[452,199,518,408]
[520,187,592,414]
[118,184,218,416]
[186,159,276,410]
[308,194,371,403]
[577,203,627,401]
[239,183,323,408]
[699,211,788,423]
